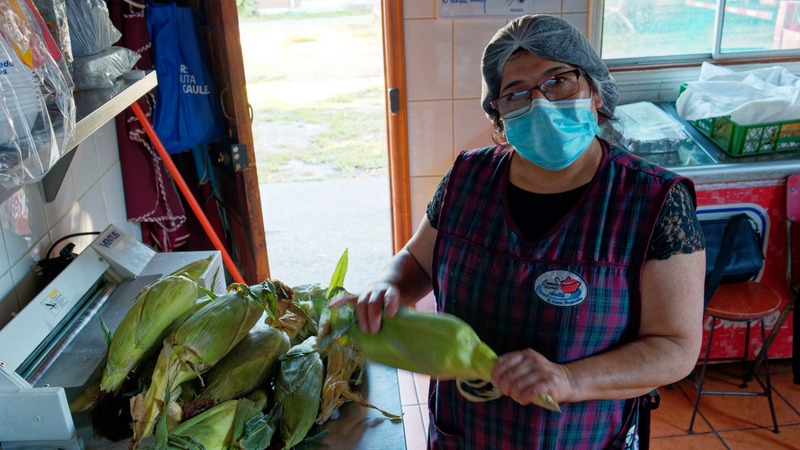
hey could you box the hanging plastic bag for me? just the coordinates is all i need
[65,0,122,57]
[31,0,72,71]
[145,0,224,154]
[0,0,76,191]
[72,46,140,90]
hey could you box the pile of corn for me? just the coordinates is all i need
[77,252,396,449]
[81,250,555,449]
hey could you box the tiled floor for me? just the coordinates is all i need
[398,359,800,449]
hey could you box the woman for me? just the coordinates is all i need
[334,14,705,449]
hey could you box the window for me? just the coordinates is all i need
[599,0,800,65]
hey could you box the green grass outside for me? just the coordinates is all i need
[251,87,386,182]
[239,8,386,183]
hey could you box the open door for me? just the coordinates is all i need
[382,0,413,252]
[198,0,411,282]
[202,0,269,283]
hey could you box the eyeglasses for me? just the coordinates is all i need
[491,68,586,119]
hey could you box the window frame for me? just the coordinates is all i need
[589,0,800,104]
[590,0,800,69]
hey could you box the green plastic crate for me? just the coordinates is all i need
[689,115,800,157]
[679,84,800,157]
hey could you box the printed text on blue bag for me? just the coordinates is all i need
[180,64,210,95]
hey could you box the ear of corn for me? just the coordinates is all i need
[100,275,199,394]
[167,256,213,281]
[131,283,271,444]
[182,325,290,418]
[343,307,498,381]
[275,336,324,450]
[326,306,561,412]
[170,399,238,448]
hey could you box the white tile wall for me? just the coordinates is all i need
[453,19,506,99]
[532,0,563,14]
[562,0,588,13]
[43,170,77,230]
[404,0,435,19]
[453,98,493,154]
[72,140,100,198]
[95,121,122,174]
[407,100,454,177]
[404,19,453,101]
[563,12,589,35]
[404,1,592,222]
[102,161,140,241]
[409,176,443,229]
[0,120,141,326]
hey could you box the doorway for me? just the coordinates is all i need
[238,0,393,291]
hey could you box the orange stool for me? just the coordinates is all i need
[688,281,782,434]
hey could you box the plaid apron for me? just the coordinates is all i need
[429,142,686,449]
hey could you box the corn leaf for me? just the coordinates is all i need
[238,403,282,450]
[275,336,324,450]
[325,249,348,300]
[198,286,216,300]
[167,256,213,281]
[99,314,112,349]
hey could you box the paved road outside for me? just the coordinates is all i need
[260,177,393,293]
[243,4,392,294]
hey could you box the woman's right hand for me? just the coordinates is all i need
[329,219,438,334]
[329,282,403,333]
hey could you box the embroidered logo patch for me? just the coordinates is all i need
[534,270,588,306]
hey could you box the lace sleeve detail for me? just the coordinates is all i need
[426,171,450,230]
[647,181,706,260]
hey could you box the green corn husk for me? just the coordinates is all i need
[324,306,561,412]
[168,256,214,281]
[275,336,324,450]
[170,399,238,448]
[237,403,283,450]
[182,325,290,419]
[100,275,200,394]
[292,284,331,324]
[145,389,270,450]
[131,282,281,444]
[316,336,400,424]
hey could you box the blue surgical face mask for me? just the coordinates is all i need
[503,98,601,171]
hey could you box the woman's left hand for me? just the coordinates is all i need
[491,348,573,406]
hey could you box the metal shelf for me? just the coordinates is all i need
[0,71,157,204]
[40,71,158,202]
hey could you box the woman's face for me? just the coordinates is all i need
[498,51,603,116]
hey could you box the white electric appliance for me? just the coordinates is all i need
[0,224,226,449]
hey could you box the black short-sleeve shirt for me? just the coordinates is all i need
[426,171,704,260]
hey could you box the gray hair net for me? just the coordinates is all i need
[481,15,618,119]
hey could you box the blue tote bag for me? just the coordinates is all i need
[146,1,223,154]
